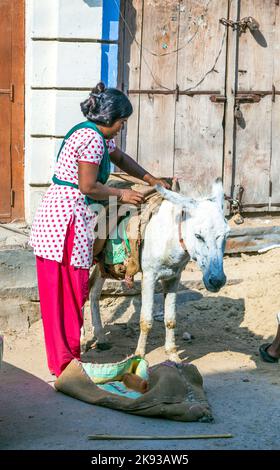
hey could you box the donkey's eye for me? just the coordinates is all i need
[195,234,205,242]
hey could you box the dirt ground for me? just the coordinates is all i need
[79,248,280,368]
[1,249,280,450]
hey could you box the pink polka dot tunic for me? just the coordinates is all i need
[29,128,116,269]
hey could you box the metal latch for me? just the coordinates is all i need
[0,84,14,102]
[210,95,227,103]
[225,186,245,224]
[219,16,260,33]
[235,94,261,103]
[10,190,15,208]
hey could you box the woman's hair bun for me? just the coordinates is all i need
[80,81,133,125]
[91,81,106,96]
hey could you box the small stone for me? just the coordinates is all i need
[154,312,164,322]
[242,378,250,382]
[182,331,192,341]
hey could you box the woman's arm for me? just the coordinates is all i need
[78,162,145,205]
[110,147,171,188]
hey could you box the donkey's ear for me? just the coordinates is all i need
[155,185,197,211]
[212,177,224,211]
[155,184,185,205]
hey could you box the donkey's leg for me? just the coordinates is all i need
[161,276,181,362]
[135,272,156,358]
[89,265,109,349]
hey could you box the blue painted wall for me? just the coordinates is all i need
[101,0,120,87]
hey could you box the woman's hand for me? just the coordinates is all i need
[119,189,145,205]
[145,175,171,189]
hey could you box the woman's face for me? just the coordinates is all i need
[103,119,127,138]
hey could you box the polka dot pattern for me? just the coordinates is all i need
[29,129,116,268]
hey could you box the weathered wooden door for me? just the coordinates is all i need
[225,0,280,211]
[0,0,25,222]
[119,0,229,198]
[119,0,280,212]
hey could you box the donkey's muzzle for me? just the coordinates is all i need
[204,273,226,292]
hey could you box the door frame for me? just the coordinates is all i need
[0,0,25,222]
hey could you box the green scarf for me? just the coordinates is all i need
[52,120,111,205]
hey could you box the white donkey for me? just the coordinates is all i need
[87,178,230,362]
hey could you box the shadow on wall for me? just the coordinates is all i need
[119,0,136,92]
[83,0,102,7]
[101,0,120,87]
[81,0,120,87]
[118,0,137,149]
[249,28,267,48]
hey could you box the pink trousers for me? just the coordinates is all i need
[36,218,89,377]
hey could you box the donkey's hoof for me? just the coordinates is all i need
[80,338,94,353]
[82,338,111,352]
[167,352,182,363]
[135,350,146,358]
[80,342,87,354]
[94,340,111,351]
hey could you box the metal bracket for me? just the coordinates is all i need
[210,95,227,103]
[235,94,261,104]
[127,88,222,98]
[272,84,276,102]
[0,84,14,102]
[10,190,15,208]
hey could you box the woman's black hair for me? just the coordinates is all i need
[80,82,133,126]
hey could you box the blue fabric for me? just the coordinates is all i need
[82,355,149,400]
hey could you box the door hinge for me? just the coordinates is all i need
[10,190,15,208]
[269,181,273,197]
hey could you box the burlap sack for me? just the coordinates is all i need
[54,358,213,423]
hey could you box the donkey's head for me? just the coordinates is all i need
[156,178,230,292]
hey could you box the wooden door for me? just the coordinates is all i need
[0,0,25,222]
[119,0,280,210]
[174,0,228,196]
[230,0,280,211]
[270,3,280,210]
[119,0,229,197]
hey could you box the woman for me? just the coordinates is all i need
[29,82,170,377]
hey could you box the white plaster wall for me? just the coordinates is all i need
[25,0,104,223]
[32,0,103,38]
[30,90,90,136]
[58,0,103,39]
[31,0,58,37]
[29,138,62,185]
[32,42,102,88]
